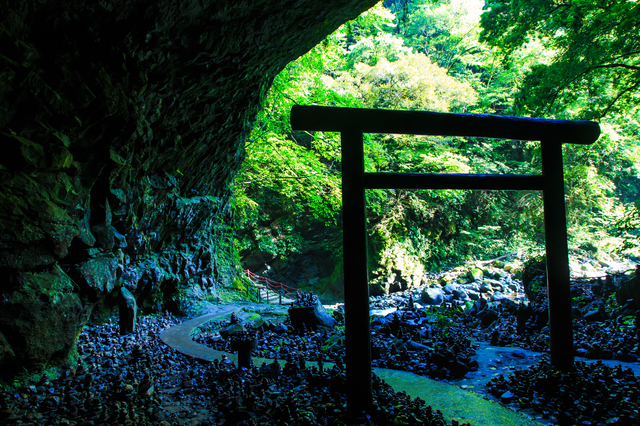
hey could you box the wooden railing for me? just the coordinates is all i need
[244,269,298,304]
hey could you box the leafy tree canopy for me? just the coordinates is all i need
[480,0,640,119]
[233,0,640,279]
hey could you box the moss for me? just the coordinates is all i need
[232,277,246,291]
[241,307,288,316]
[245,313,262,321]
[375,369,540,426]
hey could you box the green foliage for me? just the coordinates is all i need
[321,325,345,353]
[615,200,640,256]
[232,0,639,289]
[336,53,477,111]
[347,33,412,67]
[480,0,640,119]
[423,305,462,331]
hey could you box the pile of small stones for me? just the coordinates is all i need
[483,312,639,361]
[195,305,479,381]
[466,278,639,363]
[487,358,640,425]
[369,309,478,380]
[0,314,468,426]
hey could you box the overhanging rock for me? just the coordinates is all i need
[0,0,378,379]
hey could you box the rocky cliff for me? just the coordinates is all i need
[0,0,377,380]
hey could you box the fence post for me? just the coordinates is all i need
[279,292,282,305]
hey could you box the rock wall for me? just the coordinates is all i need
[0,0,378,379]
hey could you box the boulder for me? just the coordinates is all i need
[369,281,387,297]
[483,278,503,287]
[453,288,469,301]
[506,282,520,292]
[246,314,265,329]
[439,275,453,285]
[491,292,509,301]
[312,302,337,330]
[468,268,484,282]
[271,323,289,334]
[480,281,494,293]
[0,265,87,380]
[494,268,508,278]
[405,340,433,352]
[219,323,246,339]
[466,290,480,301]
[583,309,607,322]
[421,288,445,306]
[523,257,552,297]
[463,282,480,292]
[443,283,460,294]
[76,255,120,302]
[288,300,336,332]
[479,309,499,327]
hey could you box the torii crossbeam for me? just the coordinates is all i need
[290,105,600,413]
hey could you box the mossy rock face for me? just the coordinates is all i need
[0,265,90,380]
[0,0,379,378]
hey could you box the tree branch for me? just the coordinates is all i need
[591,63,640,72]
[598,80,640,118]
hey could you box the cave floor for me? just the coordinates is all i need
[160,303,542,426]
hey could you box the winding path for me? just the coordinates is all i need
[160,306,541,426]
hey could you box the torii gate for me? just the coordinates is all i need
[290,105,600,412]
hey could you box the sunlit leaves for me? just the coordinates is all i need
[481,0,640,119]
[233,0,640,269]
[336,53,477,111]
[615,201,640,256]
[346,33,412,67]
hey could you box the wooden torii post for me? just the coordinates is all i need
[290,105,600,413]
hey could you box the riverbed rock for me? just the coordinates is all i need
[443,283,460,295]
[288,299,337,332]
[468,268,484,282]
[480,310,499,327]
[421,288,445,306]
[491,292,509,302]
[466,290,481,301]
[480,281,494,293]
